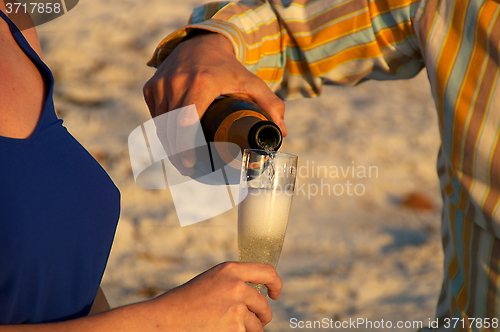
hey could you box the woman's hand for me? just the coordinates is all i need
[0,262,282,332]
[142,262,283,332]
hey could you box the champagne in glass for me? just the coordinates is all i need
[238,149,298,294]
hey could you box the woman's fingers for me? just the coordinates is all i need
[229,262,283,300]
[244,310,265,332]
[244,289,273,326]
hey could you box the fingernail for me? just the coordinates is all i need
[182,157,195,168]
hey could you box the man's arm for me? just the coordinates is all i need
[143,0,425,169]
[148,0,425,101]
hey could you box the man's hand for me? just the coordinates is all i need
[148,262,283,332]
[143,32,286,170]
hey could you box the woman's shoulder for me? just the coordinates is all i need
[0,5,46,139]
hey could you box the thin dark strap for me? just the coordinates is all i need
[0,10,53,83]
[0,9,57,143]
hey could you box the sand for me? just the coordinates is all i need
[35,0,443,330]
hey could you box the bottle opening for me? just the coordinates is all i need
[250,122,283,151]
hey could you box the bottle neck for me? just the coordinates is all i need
[247,121,282,151]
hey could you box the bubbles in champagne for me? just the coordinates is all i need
[239,188,292,237]
[238,188,293,267]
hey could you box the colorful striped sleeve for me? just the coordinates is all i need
[413,0,500,325]
[147,0,425,99]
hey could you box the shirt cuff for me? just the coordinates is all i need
[147,20,247,68]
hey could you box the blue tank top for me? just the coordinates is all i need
[0,11,120,324]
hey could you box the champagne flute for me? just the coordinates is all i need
[238,149,298,294]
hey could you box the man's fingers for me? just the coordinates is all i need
[163,108,195,175]
[175,104,202,168]
[143,84,156,118]
[146,81,191,174]
[176,87,220,167]
[246,82,287,137]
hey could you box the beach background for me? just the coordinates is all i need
[36,0,444,330]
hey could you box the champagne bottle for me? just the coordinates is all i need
[202,96,282,153]
[188,96,283,184]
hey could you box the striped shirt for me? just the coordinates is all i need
[148,0,500,328]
